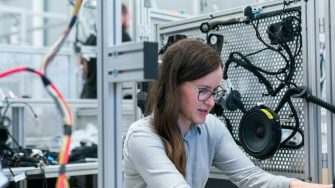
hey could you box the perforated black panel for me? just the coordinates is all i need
[159,7,305,177]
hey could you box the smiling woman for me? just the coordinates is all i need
[177,67,223,136]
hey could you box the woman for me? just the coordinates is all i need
[123,39,331,188]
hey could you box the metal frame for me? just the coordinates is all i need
[97,0,327,187]
[131,0,190,42]
[325,0,335,182]
[106,42,157,82]
[3,162,98,180]
[97,0,122,188]
[302,0,322,183]
[0,5,67,46]
[131,0,151,42]
[158,0,322,182]
[149,9,190,42]
[12,107,25,147]
[8,98,97,148]
[98,1,160,188]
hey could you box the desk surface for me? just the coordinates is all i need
[3,163,222,180]
[3,162,98,180]
[3,162,303,182]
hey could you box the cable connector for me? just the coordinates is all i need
[244,5,262,20]
[63,124,72,136]
[59,165,66,174]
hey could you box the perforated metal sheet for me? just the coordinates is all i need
[159,6,305,177]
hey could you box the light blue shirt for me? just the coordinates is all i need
[123,114,292,188]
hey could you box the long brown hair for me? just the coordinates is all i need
[146,39,222,176]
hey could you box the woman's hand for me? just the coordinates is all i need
[290,179,333,188]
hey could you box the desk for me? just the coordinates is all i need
[3,162,98,181]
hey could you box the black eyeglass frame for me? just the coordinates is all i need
[185,82,226,102]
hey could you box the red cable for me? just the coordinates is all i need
[63,137,71,164]
[0,67,28,78]
[0,67,72,187]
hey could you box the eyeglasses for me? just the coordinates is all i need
[185,82,226,102]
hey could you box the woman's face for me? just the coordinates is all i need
[178,66,223,128]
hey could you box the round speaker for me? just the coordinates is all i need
[239,106,281,160]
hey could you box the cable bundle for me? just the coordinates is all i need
[0,67,73,187]
[40,0,83,74]
[0,0,83,187]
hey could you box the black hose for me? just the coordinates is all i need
[288,87,335,114]
[304,93,335,114]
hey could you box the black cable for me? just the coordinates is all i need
[280,99,301,148]
[8,166,15,178]
[219,7,301,98]
[68,0,75,6]
[2,97,38,122]
[291,15,302,57]
[4,129,21,149]
[217,4,304,152]
[280,125,304,149]
[0,97,39,150]
[0,116,10,127]
[222,113,241,145]
[74,16,81,54]
[7,101,38,119]
[232,51,288,75]
[0,98,11,125]
[40,165,48,188]
[238,104,247,114]
[227,49,294,97]
[282,86,335,115]
[273,86,335,149]
[251,20,290,63]
[280,1,287,20]
[223,18,300,96]
[245,47,270,58]
[273,87,303,148]
[201,5,300,34]
[223,56,274,95]
[262,20,299,96]
[302,91,335,114]
[271,42,296,95]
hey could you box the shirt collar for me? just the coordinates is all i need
[184,123,202,139]
[195,124,202,135]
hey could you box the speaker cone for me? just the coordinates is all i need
[239,106,281,160]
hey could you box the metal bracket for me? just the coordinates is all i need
[106,41,158,82]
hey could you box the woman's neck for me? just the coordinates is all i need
[177,118,192,137]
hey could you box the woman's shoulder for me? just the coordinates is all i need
[200,114,229,135]
[129,116,152,130]
[124,116,164,151]
[204,114,225,127]
[127,116,155,134]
